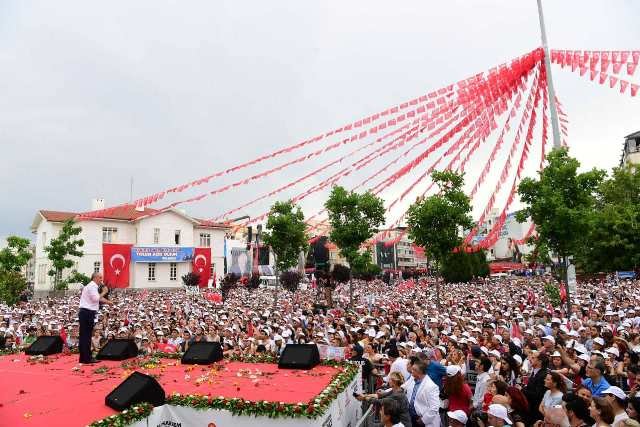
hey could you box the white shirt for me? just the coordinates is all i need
[386,357,411,382]
[402,375,440,427]
[613,411,629,427]
[79,281,100,311]
[473,371,490,409]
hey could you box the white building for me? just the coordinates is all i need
[31,200,229,290]
[474,209,534,261]
[621,130,640,168]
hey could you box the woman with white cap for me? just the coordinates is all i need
[487,403,512,426]
[443,365,472,418]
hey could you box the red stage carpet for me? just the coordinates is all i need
[0,354,339,427]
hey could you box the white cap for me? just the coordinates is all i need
[513,354,523,365]
[594,337,605,346]
[606,347,619,358]
[602,386,627,401]
[274,334,283,341]
[446,365,461,377]
[542,335,555,344]
[447,410,468,424]
[488,404,512,424]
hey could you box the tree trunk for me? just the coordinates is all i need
[563,254,571,317]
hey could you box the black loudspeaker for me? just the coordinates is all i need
[105,371,165,411]
[97,339,138,361]
[25,335,63,356]
[181,341,223,365]
[278,344,320,370]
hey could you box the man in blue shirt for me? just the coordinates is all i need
[583,360,611,397]
[418,348,447,390]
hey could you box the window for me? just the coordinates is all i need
[169,263,177,281]
[199,233,211,247]
[148,263,156,282]
[42,232,47,248]
[102,227,118,243]
[153,228,160,244]
[93,261,101,274]
[174,230,181,245]
[38,264,47,284]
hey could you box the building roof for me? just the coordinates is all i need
[34,207,229,231]
[625,130,640,139]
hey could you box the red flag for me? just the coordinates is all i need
[627,62,638,76]
[631,84,639,97]
[192,247,212,288]
[620,80,629,94]
[559,282,567,303]
[510,321,522,339]
[610,76,619,89]
[102,243,133,288]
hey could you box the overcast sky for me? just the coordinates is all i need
[1,0,638,242]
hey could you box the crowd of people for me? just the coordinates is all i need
[2,275,640,426]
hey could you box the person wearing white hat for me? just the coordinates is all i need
[602,386,629,425]
[446,409,468,427]
[487,403,512,426]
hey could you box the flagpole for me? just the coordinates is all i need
[536,0,562,149]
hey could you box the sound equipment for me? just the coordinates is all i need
[181,341,223,364]
[97,339,138,361]
[25,335,63,356]
[105,371,165,411]
[278,344,320,370]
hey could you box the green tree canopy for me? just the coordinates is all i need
[578,165,640,272]
[407,170,473,268]
[516,148,605,261]
[45,219,85,290]
[325,186,386,266]
[262,200,309,272]
[0,236,32,273]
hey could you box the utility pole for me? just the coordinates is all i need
[537,0,571,316]
[129,177,134,203]
[536,0,562,149]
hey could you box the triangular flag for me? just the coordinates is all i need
[580,65,588,76]
[633,51,640,64]
[627,62,638,76]
[620,80,629,94]
[590,69,598,81]
[621,51,630,63]
[599,72,608,85]
[613,61,623,74]
[631,84,639,97]
[610,76,619,88]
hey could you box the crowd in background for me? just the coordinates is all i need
[2,276,640,426]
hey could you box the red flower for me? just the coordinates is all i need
[306,404,315,414]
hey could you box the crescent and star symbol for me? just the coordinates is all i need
[194,254,207,273]
[110,253,126,276]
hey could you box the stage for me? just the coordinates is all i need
[0,353,361,427]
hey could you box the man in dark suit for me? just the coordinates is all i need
[523,351,549,422]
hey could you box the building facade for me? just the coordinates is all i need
[621,130,640,168]
[472,209,534,261]
[373,227,428,271]
[31,202,229,290]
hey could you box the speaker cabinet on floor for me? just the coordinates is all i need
[278,344,320,370]
[25,335,64,356]
[105,371,165,411]
[96,339,138,361]
[181,341,223,365]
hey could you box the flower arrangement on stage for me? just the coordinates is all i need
[90,356,359,425]
[88,403,153,427]
[165,360,360,419]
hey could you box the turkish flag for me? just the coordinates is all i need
[103,243,132,288]
[192,247,211,288]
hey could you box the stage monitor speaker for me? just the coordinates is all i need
[97,339,138,361]
[25,335,63,356]
[105,371,165,411]
[278,344,320,370]
[181,341,223,365]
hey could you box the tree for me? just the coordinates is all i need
[0,236,32,273]
[440,250,489,283]
[280,271,302,292]
[44,220,85,290]
[181,272,200,287]
[0,270,27,305]
[578,165,640,273]
[262,200,309,308]
[516,148,605,314]
[325,186,385,307]
[406,170,473,307]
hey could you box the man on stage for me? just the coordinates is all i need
[79,272,112,364]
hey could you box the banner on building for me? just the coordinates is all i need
[376,242,396,269]
[103,243,133,288]
[228,247,252,276]
[192,247,212,287]
[131,246,194,263]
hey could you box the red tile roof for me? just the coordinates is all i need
[193,218,231,229]
[40,206,160,222]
